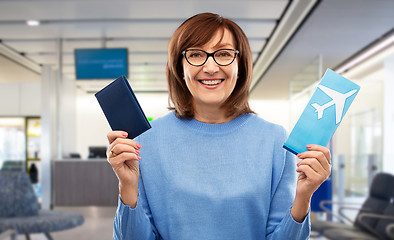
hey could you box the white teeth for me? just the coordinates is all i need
[201,79,223,85]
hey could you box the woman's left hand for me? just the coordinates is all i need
[295,144,332,198]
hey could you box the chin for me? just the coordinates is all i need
[200,96,227,106]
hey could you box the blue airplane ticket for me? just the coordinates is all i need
[283,68,360,155]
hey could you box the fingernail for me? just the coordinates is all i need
[306,145,312,149]
[297,153,302,158]
[137,156,141,160]
[136,150,140,154]
[122,132,128,137]
[137,144,142,149]
[297,162,301,167]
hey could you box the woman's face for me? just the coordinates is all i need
[182,28,238,111]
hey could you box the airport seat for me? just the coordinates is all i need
[0,229,15,240]
[387,223,394,239]
[1,161,24,172]
[311,172,394,237]
[0,171,84,240]
[323,203,394,239]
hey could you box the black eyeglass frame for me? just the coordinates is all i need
[181,49,239,66]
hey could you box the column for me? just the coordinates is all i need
[383,54,394,174]
[40,65,58,209]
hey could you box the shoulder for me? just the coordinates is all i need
[138,111,179,139]
[149,111,177,127]
[247,114,288,139]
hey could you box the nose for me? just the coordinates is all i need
[202,56,219,74]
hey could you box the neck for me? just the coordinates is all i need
[193,103,234,124]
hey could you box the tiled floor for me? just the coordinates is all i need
[310,232,330,240]
[17,206,117,240]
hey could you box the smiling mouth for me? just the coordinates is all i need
[198,79,224,86]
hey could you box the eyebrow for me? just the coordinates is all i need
[189,43,235,50]
[213,43,234,49]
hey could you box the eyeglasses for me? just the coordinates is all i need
[182,49,239,66]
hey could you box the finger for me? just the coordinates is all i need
[298,172,307,181]
[116,152,141,161]
[298,158,327,174]
[108,152,141,168]
[297,163,329,183]
[108,138,140,160]
[296,164,322,181]
[297,150,331,171]
[110,137,141,150]
[296,164,318,179]
[107,131,128,144]
[306,145,331,164]
[109,143,140,157]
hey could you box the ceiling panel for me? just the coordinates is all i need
[26,55,57,65]
[106,40,169,51]
[0,25,65,38]
[0,0,290,93]
[249,40,267,52]
[0,55,41,82]
[0,1,288,20]
[236,21,276,38]
[3,40,57,53]
[250,0,394,100]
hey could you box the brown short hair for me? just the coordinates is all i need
[167,12,254,119]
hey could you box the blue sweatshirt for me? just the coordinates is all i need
[113,112,310,240]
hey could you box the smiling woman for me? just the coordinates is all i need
[166,13,254,121]
[181,28,240,123]
[107,12,332,240]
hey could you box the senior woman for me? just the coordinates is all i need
[107,12,331,240]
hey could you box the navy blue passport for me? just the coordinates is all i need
[95,75,151,139]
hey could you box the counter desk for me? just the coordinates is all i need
[53,159,118,206]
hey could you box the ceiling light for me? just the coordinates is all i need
[26,20,40,26]
[336,31,394,74]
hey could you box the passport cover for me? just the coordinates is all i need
[95,75,151,139]
[283,69,360,155]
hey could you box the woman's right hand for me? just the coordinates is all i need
[107,131,141,208]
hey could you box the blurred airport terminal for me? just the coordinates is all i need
[0,0,393,239]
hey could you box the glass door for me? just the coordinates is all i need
[347,109,382,196]
[0,117,26,171]
[26,117,42,202]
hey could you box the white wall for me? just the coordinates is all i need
[75,90,169,159]
[61,77,76,156]
[0,82,41,116]
[74,93,290,158]
[75,90,110,159]
[249,99,290,131]
[383,55,394,174]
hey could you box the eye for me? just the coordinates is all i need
[216,50,233,58]
[188,51,204,58]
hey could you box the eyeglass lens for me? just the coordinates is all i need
[184,49,237,66]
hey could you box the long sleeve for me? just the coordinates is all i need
[113,172,159,239]
[112,112,311,239]
[267,138,310,239]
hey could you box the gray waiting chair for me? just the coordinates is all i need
[311,172,394,238]
[0,229,15,240]
[0,171,84,240]
[323,203,394,239]
[387,223,394,239]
